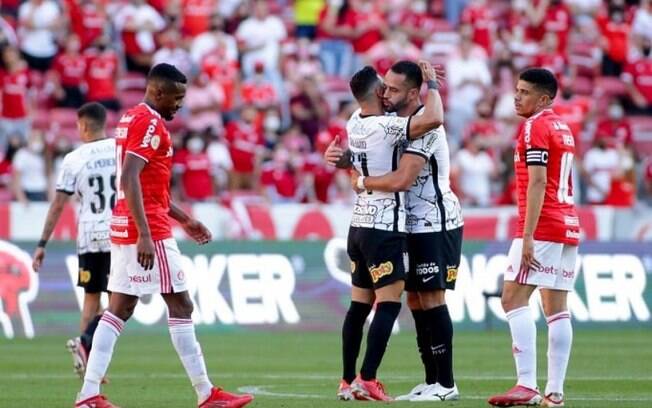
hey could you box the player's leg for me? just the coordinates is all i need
[339,227,374,400]
[161,238,252,408]
[540,244,578,407]
[80,292,102,332]
[353,230,407,401]
[77,292,138,406]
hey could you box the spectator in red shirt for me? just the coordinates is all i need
[461,0,495,55]
[463,98,501,149]
[366,31,421,75]
[397,0,437,49]
[184,73,224,135]
[594,99,633,150]
[622,38,652,114]
[0,47,31,150]
[240,62,279,109]
[290,74,329,144]
[84,37,120,111]
[260,146,301,203]
[532,31,567,79]
[180,0,216,38]
[64,0,107,50]
[174,133,215,201]
[552,80,592,146]
[598,4,630,76]
[302,130,337,203]
[113,0,166,74]
[51,34,86,108]
[344,0,388,57]
[316,0,356,77]
[225,105,264,190]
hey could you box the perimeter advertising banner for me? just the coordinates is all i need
[1,239,650,339]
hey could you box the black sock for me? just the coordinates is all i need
[360,301,401,381]
[411,309,437,385]
[425,305,454,388]
[342,301,373,384]
[80,314,102,352]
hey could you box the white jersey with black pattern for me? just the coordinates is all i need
[403,106,464,233]
[346,108,409,232]
[55,138,116,253]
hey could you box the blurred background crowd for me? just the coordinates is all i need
[0,0,651,207]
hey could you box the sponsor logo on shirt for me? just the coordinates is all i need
[119,115,134,123]
[150,135,161,150]
[141,119,158,148]
[562,134,575,146]
[350,139,367,149]
[115,127,128,139]
[562,269,575,279]
[564,216,579,226]
[110,229,129,238]
[566,230,581,240]
[111,216,129,226]
[370,261,393,283]
[415,262,439,276]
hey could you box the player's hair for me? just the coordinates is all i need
[77,102,106,132]
[349,66,381,102]
[390,60,423,90]
[147,63,187,87]
[519,68,558,99]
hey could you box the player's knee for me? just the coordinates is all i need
[169,298,194,319]
[419,290,446,309]
[375,279,404,302]
[406,292,421,310]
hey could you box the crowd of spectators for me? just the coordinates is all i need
[1,0,652,207]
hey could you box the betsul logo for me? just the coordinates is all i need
[0,240,39,339]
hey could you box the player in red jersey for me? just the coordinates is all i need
[74,64,253,408]
[488,69,579,408]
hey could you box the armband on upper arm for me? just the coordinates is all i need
[525,148,549,166]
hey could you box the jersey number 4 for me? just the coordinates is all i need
[557,152,574,204]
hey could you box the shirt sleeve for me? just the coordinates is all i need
[376,115,410,146]
[524,117,550,166]
[404,128,439,160]
[125,114,161,163]
[54,154,76,195]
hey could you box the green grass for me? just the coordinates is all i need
[1,329,651,407]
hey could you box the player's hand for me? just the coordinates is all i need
[32,247,45,272]
[350,169,364,194]
[520,235,542,274]
[325,135,344,166]
[182,219,212,245]
[418,60,445,87]
[136,235,156,270]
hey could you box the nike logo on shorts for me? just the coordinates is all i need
[422,276,435,283]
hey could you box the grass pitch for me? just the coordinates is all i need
[1,328,650,407]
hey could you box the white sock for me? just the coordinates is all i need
[506,306,537,390]
[78,312,124,401]
[168,317,213,403]
[545,311,572,396]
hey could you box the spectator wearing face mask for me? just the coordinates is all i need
[597,4,630,76]
[12,130,49,203]
[184,73,225,135]
[622,38,652,115]
[582,136,620,204]
[594,100,633,150]
[173,133,215,201]
[51,34,87,108]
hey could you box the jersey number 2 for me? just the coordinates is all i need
[557,152,574,204]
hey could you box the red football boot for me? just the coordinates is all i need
[74,395,120,408]
[351,376,393,401]
[488,385,542,406]
[199,387,253,408]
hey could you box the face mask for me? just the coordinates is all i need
[608,105,624,120]
[187,138,204,153]
[562,90,573,100]
[643,46,652,57]
[411,1,427,13]
[264,115,281,132]
[29,141,44,154]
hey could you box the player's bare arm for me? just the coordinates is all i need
[405,61,444,139]
[32,191,70,271]
[521,165,546,272]
[169,202,212,245]
[353,154,425,193]
[121,153,155,270]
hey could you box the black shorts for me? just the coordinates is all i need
[347,227,407,290]
[78,252,111,293]
[405,227,463,292]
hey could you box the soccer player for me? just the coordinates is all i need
[32,102,115,379]
[74,64,253,408]
[327,60,463,402]
[487,68,580,408]
[337,61,444,401]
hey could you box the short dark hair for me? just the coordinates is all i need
[147,63,187,86]
[349,66,380,101]
[390,60,423,90]
[519,68,558,99]
[77,102,106,132]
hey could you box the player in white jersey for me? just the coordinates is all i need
[32,103,115,379]
[327,61,463,402]
[335,61,445,402]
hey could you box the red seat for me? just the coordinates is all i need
[119,90,144,109]
[593,76,627,98]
